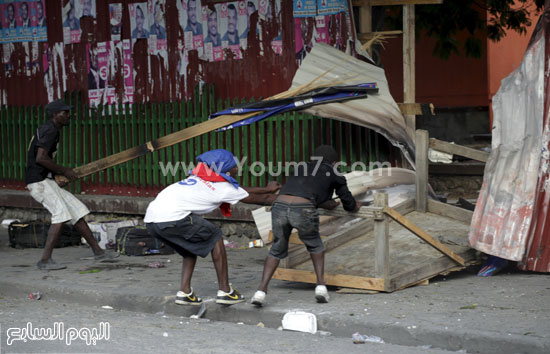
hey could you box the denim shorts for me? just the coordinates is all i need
[268,201,323,259]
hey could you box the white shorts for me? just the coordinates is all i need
[27,178,89,225]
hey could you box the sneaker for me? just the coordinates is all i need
[94,251,120,262]
[37,259,67,270]
[251,290,266,306]
[175,289,203,306]
[315,285,329,303]
[216,285,245,305]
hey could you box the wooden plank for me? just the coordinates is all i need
[429,138,489,163]
[357,30,403,41]
[273,268,386,291]
[389,250,475,292]
[384,207,466,266]
[374,193,390,289]
[415,129,429,212]
[287,199,415,268]
[427,199,473,224]
[353,0,443,5]
[285,219,373,268]
[397,102,435,116]
[403,4,416,140]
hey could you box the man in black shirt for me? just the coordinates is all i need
[26,99,117,270]
[251,145,361,306]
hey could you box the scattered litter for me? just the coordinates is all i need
[257,322,265,328]
[190,303,206,319]
[101,306,113,310]
[156,311,165,316]
[249,239,264,248]
[167,259,171,263]
[163,332,168,337]
[459,303,478,310]
[224,241,239,249]
[277,326,283,331]
[79,269,102,274]
[317,331,332,336]
[281,311,317,334]
[148,262,165,268]
[29,291,41,300]
[237,322,244,325]
[429,148,453,163]
[352,332,384,344]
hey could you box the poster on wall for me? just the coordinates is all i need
[314,15,329,44]
[121,39,134,104]
[75,0,95,19]
[0,0,47,43]
[202,4,222,61]
[62,0,81,44]
[148,0,167,54]
[129,2,149,40]
[238,0,258,50]
[87,43,104,107]
[177,0,204,55]
[220,2,241,59]
[317,0,341,15]
[293,0,316,17]
[261,0,282,55]
[109,3,122,41]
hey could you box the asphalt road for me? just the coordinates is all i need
[0,297,454,354]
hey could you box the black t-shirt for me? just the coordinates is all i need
[25,120,59,185]
[279,161,357,211]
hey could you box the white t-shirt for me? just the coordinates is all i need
[144,176,249,223]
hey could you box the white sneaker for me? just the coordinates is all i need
[315,285,329,303]
[251,290,266,306]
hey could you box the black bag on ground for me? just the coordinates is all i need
[115,226,174,256]
[8,221,81,249]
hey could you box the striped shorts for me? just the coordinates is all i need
[27,178,89,225]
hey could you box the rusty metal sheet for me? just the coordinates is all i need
[519,6,550,273]
[469,11,546,263]
[0,1,353,106]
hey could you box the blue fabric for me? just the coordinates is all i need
[193,149,240,189]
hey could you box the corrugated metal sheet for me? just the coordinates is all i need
[470,4,550,272]
[0,1,352,106]
[519,6,550,273]
[290,43,415,166]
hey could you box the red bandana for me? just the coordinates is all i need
[191,163,232,217]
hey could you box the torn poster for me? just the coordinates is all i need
[62,0,81,44]
[129,2,149,40]
[110,3,122,41]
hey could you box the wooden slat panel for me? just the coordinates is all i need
[429,138,489,163]
[427,199,473,224]
[273,268,386,291]
[384,206,466,266]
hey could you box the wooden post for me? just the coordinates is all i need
[359,2,372,55]
[374,193,390,290]
[403,4,416,140]
[415,129,429,212]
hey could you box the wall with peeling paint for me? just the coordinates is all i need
[0,1,352,107]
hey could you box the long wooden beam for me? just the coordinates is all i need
[353,0,443,6]
[273,268,386,291]
[429,138,489,163]
[384,206,466,265]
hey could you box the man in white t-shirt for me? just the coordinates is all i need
[145,149,279,306]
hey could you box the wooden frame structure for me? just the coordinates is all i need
[272,129,488,292]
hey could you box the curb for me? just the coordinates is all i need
[1,278,547,354]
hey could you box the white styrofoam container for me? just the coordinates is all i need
[281,311,317,334]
